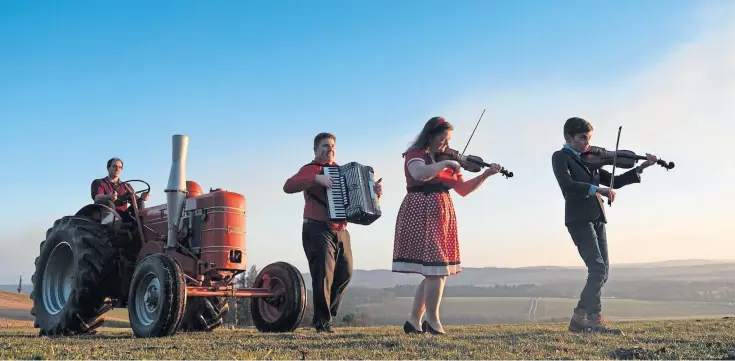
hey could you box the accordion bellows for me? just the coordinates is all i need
[322,162,382,225]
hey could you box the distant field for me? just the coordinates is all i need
[0,291,129,327]
[2,318,735,359]
[357,297,735,325]
[4,291,735,330]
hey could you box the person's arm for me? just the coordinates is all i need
[283,164,320,194]
[453,171,489,197]
[407,158,450,181]
[551,151,598,199]
[91,179,109,202]
[599,167,641,189]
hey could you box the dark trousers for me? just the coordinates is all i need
[566,219,609,314]
[301,220,353,328]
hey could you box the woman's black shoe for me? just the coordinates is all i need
[422,320,446,335]
[403,321,423,334]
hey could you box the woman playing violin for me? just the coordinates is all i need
[392,116,502,335]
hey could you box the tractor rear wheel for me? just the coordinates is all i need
[127,254,187,338]
[250,262,307,332]
[30,216,119,336]
[179,296,230,332]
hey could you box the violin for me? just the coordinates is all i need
[436,147,514,178]
[580,145,675,171]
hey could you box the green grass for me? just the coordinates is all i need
[2,318,735,359]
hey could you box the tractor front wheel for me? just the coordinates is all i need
[30,216,119,336]
[250,262,307,332]
[127,254,187,338]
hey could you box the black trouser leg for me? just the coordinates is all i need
[567,220,608,314]
[329,229,353,318]
[302,221,339,328]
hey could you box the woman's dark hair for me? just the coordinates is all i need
[402,116,454,157]
[563,117,594,137]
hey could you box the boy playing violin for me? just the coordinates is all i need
[551,117,657,334]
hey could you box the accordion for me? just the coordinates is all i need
[322,162,382,225]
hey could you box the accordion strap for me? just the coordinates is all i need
[302,161,330,208]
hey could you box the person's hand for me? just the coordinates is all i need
[315,174,333,189]
[598,188,616,203]
[374,178,383,197]
[442,159,461,173]
[111,191,118,202]
[641,153,658,169]
[482,163,502,177]
[141,191,150,201]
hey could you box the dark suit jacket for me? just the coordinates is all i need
[551,147,641,224]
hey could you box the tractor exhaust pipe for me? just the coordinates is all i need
[165,134,189,249]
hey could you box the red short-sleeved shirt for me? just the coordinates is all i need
[91,177,134,212]
[404,148,462,189]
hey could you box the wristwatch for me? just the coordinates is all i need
[635,165,643,174]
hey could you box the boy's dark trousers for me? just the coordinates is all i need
[301,219,353,329]
[567,216,608,314]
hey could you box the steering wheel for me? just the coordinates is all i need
[112,179,151,203]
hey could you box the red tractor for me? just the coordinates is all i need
[30,135,307,337]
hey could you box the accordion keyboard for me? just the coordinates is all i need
[323,166,347,220]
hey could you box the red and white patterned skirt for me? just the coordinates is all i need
[392,190,461,276]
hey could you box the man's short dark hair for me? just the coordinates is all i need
[107,157,123,169]
[564,117,594,137]
[313,132,336,149]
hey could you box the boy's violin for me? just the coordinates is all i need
[436,148,514,178]
[580,146,675,171]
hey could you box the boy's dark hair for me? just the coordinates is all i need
[313,132,336,149]
[107,157,123,169]
[564,117,594,137]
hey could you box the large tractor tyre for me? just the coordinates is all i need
[127,254,187,338]
[179,296,230,332]
[251,262,307,333]
[30,216,120,336]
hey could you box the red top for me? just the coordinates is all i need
[404,148,463,189]
[283,157,348,231]
[91,177,134,212]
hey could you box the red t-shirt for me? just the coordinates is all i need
[91,177,134,212]
[404,148,463,189]
[283,158,348,231]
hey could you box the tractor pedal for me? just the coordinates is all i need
[75,313,105,334]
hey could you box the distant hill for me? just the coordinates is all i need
[300,260,735,288]
[5,259,735,292]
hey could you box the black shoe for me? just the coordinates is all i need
[422,320,445,335]
[403,321,423,334]
[316,324,335,333]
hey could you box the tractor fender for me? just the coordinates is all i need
[75,203,123,233]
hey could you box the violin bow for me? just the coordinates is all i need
[608,126,622,206]
[461,108,486,156]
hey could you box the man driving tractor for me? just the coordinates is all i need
[91,157,149,213]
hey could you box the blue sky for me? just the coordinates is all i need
[1,1,733,284]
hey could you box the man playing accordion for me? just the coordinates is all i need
[283,132,383,333]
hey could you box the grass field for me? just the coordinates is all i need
[2,318,735,359]
[358,297,735,324]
